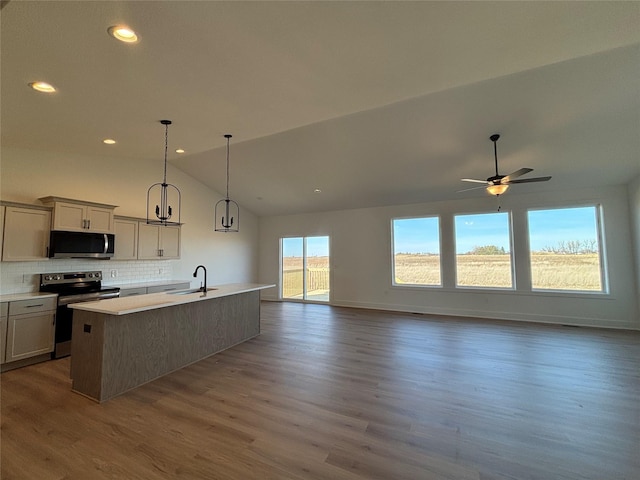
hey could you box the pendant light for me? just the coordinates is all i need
[147,120,181,226]
[215,134,239,232]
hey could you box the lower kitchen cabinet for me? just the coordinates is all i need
[1,303,8,364]
[120,282,191,297]
[5,297,56,363]
[119,287,148,298]
[146,282,190,294]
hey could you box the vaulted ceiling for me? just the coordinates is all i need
[2,1,639,216]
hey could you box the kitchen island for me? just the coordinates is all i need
[69,283,274,402]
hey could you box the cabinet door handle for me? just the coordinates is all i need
[88,219,91,229]
[26,304,44,308]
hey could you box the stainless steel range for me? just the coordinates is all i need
[40,271,120,358]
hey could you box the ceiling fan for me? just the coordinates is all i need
[460,134,551,196]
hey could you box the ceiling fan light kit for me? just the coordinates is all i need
[486,184,509,196]
[460,133,551,197]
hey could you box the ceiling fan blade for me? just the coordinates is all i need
[506,176,552,184]
[457,185,488,193]
[502,167,533,183]
[461,178,489,184]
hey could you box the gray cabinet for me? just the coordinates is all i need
[1,205,51,261]
[138,223,180,259]
[120,282,191,297]
[5,297,56,363]
[39,196,116,233]
[113,217,139,260]
[0,205,5,259]
[119,287,148,297]
[146,282,190,294]
[0,303,8,364]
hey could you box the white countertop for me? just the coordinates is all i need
[69,283,275,316]
[0,292,58,303]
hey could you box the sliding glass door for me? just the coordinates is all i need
[281,236,330,302]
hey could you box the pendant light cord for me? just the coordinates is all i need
[224,134,232,200]
[163,122,169,184]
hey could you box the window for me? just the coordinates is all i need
[392,217,441,286]
[455,212,513,288]
[528,206,604,292]
[281,236,330,302]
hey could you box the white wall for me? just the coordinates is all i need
[629,174,640,303]
[0,147,258,293]
[259,185,639,329]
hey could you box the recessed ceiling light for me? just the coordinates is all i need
[175,148,185,154]
[103,139,116,145]
[28,81,56,93]
[314,188,322,193]
[107,25,139,43]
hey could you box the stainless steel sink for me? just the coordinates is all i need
[168,288,218,295]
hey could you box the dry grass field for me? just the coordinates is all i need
[529,253,601,290]
[282,256,330,298]
[282,256,329,270]
[281,254,602,294]
[394,253,602,290]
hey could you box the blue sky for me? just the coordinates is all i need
[283,207,599,257]
[282,236,329,257]
[393,207,598,254]
[393,217,440,254]
[454,213,511,253]
[527,206,598,251]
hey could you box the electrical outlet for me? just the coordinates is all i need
[158,268,164,275]
[110,269,118,278]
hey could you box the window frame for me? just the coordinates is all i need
[279,235,331,303]
[526,204,608,294]
[391,215,442,288]
[453,210,515,290]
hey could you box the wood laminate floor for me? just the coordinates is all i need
[1,302,639,479]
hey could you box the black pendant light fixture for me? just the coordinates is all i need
[147,120,181,226]
[214,134,239,232]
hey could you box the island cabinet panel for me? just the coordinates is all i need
[71,290,260,402]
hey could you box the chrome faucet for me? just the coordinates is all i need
[193,265,207,293]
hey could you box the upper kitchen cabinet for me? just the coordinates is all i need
[39,196,117,234]
[113,216,139,260]
[138,222,181,260]
[0,205,5,259]
[1,203,52,261]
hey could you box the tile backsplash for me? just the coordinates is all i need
[0,259,175,294]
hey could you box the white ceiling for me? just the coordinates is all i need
[2,1,639,216]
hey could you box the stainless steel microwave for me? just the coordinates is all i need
[49,230,115,259]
